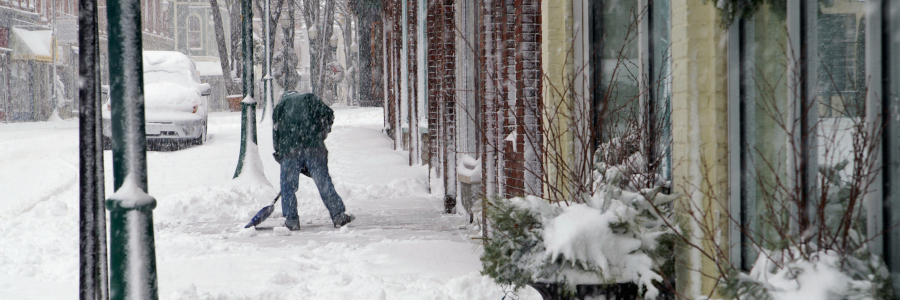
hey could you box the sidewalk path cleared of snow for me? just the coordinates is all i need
[0,107,539,299]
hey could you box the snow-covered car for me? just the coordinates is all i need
[102,51,211,147]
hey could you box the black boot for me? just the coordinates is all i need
[332,213,355,228]
[284,219,302,231]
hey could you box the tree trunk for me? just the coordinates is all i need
[209,0,240,95]
[254,0,286,109]
[279,1,298,90]
[229,0,242,77]
[315,0,336,95]
[301,0,318,94]
[301,0,335,96]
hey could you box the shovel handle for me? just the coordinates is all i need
[271,192,282,205]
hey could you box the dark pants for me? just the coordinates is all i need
[280,148,346,222]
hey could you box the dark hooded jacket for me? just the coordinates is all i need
[272,92,334,161]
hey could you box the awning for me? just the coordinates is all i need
[10,28,52,62]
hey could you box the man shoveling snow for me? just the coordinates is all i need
[272,91,354,230]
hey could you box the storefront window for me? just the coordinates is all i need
[739,2,790,270]
[812,0,869,245]
[650,0,672,180]
[596,0,640,142]
[736,0,885,271]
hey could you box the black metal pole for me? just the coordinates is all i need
[105,0,159,298]
[78,0,108,297]
[234,0,257,178]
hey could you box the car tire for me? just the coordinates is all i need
[193,123,207,145]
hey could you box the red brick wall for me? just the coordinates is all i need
[424,0,458,206]
[418,0,542,200]
[440,0,456,201]
[504,0,540,197]
[426,0,441,173]
[478,0,500,198]
[0,27,8,49]
[475,0,541,199]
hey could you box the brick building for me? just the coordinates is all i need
[379,0,544,214]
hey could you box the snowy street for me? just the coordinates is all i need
[0,107,538,299]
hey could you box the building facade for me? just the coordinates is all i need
[382,0,900,297]
[0,0,73,121]
[0,0,172,122]
[168,0,222,57]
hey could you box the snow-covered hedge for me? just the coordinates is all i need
[720,247,892,300]
[716,161,895,300]
[481,146,676,299]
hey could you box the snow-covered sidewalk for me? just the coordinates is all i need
[0,107,538,299]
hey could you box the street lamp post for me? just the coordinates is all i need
[234,0,257,178]
[350,39,358,106]
[78,0,108,297]
[105,0,159,298]
[329,32,338,105]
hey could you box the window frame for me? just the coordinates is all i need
[879,0,900,291]
[187,13,202,50]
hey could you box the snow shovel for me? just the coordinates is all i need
[244,193,282,228]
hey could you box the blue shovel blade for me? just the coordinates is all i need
[245,205,275,228]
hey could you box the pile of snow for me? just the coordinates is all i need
[11,28,52,57]
[456,154,482,183]
[748,249,856,299]
[542,201,660,290]
[142,51,211,93]
[193,60,224,77]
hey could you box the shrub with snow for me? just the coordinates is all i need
[717,161,895,300]
[720,247,893,300]
[481,140,676,299]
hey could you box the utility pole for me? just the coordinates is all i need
[105,0,159,298]
[79,0,108,297]
[234,0,258,178]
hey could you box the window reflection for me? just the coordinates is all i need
[741,2,790,270]
[598,0,640,142]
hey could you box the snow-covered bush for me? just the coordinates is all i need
[481,136,676,299]
[719,247,893,300]
[716,162,895,300]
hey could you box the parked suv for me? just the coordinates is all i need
[102,51,211,148]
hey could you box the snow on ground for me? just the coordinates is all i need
[0,107,539,299]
